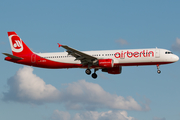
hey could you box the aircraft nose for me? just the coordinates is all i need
[174,55,179,62]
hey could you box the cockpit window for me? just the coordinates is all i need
[165,51,173,54]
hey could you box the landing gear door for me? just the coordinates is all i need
[155,49,160,58]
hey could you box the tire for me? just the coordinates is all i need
[92,73,97,79]
[157,70,161,74]
[85,69,91,75]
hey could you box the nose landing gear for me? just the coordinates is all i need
[157,64,161,74]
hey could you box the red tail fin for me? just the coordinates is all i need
[7,32,33,57]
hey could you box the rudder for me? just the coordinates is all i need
[8,32,33,57]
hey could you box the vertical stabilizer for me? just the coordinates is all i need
[7,32,33,56]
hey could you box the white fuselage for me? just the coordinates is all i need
[36,48,179,67]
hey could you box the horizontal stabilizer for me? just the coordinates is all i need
[2,53,23,60]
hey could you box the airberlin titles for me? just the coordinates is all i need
[114,50,154,58]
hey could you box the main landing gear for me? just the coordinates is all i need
[157,64,161,74]
[85,68,91,75]
[85,68,98,79]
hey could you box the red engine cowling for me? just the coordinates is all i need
[98,59,114,68]
[102,66,122,74]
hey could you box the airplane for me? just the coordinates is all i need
[3,31,179,79]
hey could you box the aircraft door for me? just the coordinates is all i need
[155,49,160,58]
[31,54,36,63]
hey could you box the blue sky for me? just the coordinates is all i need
[0,1,180,120]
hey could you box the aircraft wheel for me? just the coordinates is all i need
[92,73,97,79]
[157,70,161,74]
[85,69,91,75]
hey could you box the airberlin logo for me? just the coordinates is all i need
[9,35,23,52]
[13,40,22,49]
[114,50,154,58]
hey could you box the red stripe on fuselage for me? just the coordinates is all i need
[5,54,82,69]
[114,62,173,66]
[5,54,174,69]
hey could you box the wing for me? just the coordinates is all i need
[58,44,97,65]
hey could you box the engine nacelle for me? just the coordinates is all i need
[102,66,122,74]
[97,59,114,68]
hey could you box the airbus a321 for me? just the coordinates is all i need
[3,32,179,79]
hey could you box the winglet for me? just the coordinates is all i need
[57,43,62,48]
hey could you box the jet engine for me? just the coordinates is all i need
[95,59,114,68]
[102,66,122,74]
